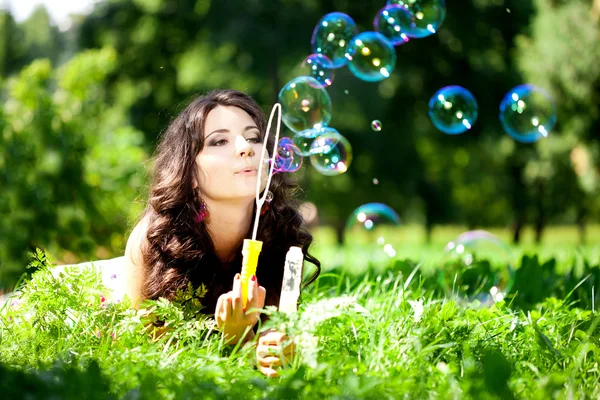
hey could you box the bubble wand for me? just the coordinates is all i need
[240,103,281,308]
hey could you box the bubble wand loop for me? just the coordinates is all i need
[240,103,281,308]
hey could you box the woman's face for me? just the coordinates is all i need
[195,105,269,202]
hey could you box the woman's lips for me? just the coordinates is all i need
[236,169,257,176]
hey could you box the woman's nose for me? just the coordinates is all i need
[235,135,255,158]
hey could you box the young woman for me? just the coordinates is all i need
[122,89,321,377]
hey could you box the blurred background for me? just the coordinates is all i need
[1,0,599,292]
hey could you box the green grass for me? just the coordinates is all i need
[310,224,600,274]
[1,244,599,399]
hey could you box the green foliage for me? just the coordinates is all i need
[515,0,600,228]
[0,6,65,77]
[0,48,148,289]
[1,249,599,398]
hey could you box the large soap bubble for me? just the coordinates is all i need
[311,12,358,69]
[278,76,332,133]
[301,53,334,88]
[439,230,515,307]
[309,129,352,176]
[345,31,396,82]
[344,203,402,268]
[374,4,413,46]
[387,0,446,38]
[429,86,478,134]
[499,84,556,143]
[293,126,337,156]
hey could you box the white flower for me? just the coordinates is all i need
[408,299,424,323]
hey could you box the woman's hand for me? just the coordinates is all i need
[256,329,296,378]
[215,273,266,344]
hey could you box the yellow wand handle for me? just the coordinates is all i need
[241,239,263,308]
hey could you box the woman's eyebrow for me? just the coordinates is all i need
[206,126,259,139]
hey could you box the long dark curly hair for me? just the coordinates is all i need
[138,89,320,314]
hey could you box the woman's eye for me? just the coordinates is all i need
[248,137,262,144]
[213,139,228,146]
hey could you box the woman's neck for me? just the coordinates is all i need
[204,198,254,263]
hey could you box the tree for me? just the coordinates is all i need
[515,0,600,243]
[0,47,148,290]
[0,6,65,78]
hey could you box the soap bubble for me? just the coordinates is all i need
[293,126,337,156]
[499,84,556,143]
[387,0,446,38]
[344,203,402,266]
[371,120,383,131]
[309,129,352,176]
[374,4,413,46]
[274,137,303,173]
[279,76,332,133]
[311,12,358,69]
[429,86,478,134]
[301,53,334,88]
[439,230,515,307]
[345,32,396,82]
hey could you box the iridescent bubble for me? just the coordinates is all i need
[345,32,396,82]
[429,86,478,134]
[374,4,413,46]
[301,53,334,88]
[371,120,383,131]
[439,230,515,307]
[293,126,337,156]
[344,203,402,266]
[274,137,303,173]
[387,0,446,38]
[311,12,358,69]
[309,129,353,176]
[499,84,556,143]
[278,76,332,133]
[373,178,379,185]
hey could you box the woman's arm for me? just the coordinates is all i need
[123,214,150,309]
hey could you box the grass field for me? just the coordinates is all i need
[310,224,600,273]
[0,227,599,399]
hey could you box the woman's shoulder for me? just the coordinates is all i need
[123,213,152,308]
[125,213,151,266]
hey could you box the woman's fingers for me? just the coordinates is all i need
[246,275,258,310]
[258,365,279,378]
[258,355,283,368]
[215,294,227,327]
[231,274,243,316]
[246,277,265,308]
[259,330,287,346]
[215,294,223,315]
[257,285,266,308]
[223,294,233,321]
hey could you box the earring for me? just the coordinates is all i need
[194,196,208,223]
[260,191,274,216]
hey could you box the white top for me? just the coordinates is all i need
[1,256,127,310]
[50,256,127,303]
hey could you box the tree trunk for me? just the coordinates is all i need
[335,220,345,246]
[425,218,433,245]
[534,181,545,244]
[510,163,526,244]
[577,203,587,245]
[512,218,523,244]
